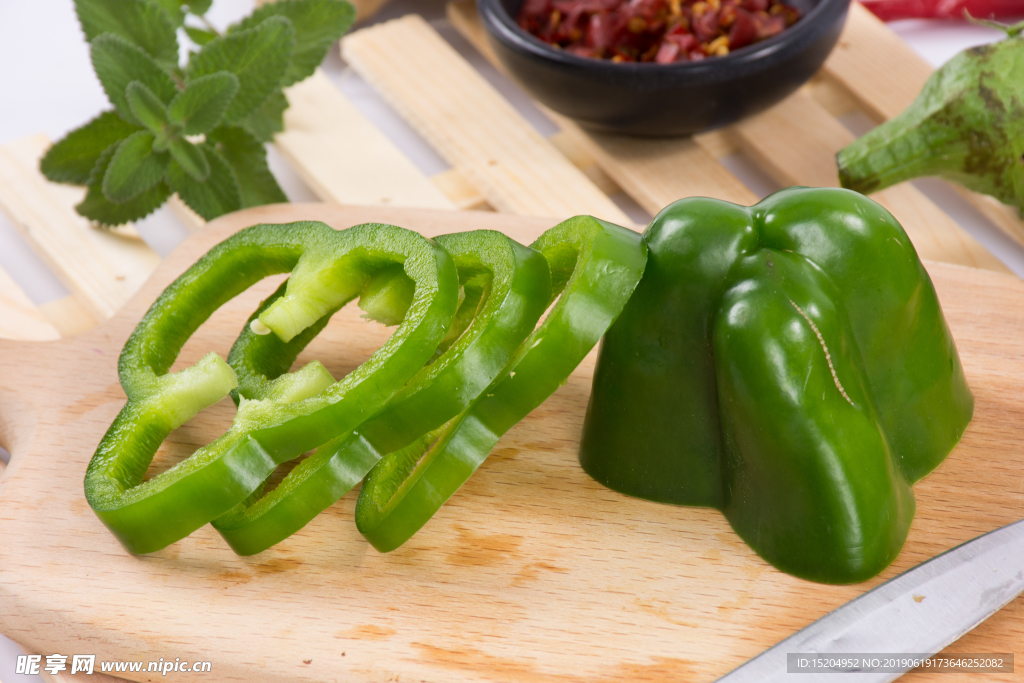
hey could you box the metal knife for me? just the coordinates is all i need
[716,517,1024,682]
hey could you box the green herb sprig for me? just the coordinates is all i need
[41,0,355,226]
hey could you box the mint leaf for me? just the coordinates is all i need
[169,72,239,134]
[230,0,354,87]
[184,25,218,46]
[150,0,212,20]
[102,130,170,201]
[240,90,287,143]
[151,0,187,26]
[168,145,242,220]
[187,16,295,124]
[185,0,213,15]
[92,34,179,124]
[208,126,287,206]
[168,138,210,180]
[40,111,141,185]
[126,81,171,133]
[74,0,180,68]
[78,145,171,226]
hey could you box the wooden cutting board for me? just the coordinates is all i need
[1,204,1023,683]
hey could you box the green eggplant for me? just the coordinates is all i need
[837,20,1024,214]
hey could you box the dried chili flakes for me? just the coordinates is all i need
[516,0,802,63]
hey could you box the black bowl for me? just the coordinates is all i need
[477,0,850,136]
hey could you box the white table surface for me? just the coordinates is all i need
[0,1,1020,680]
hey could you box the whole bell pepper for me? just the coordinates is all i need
[579,187,973,584]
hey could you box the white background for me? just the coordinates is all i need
[0,0,1020,679]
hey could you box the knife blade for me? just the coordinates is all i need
[716,517,1024,683]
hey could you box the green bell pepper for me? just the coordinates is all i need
[579,187,973,584]
[355,215,649,552]
[85,221,458,554]
[211,230,552,555]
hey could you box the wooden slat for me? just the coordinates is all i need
[823,3,1024,248]
[803,73,862,119]
[559,125,758,211]
[725,92,1011,273]
[167,196,206,232]
[37,297,101,338]
[951,192,1024,248]
[430,169,492,210]
[348,0,396,21]
[446,1,756,213]
[692,129,740,159]
[0,267,59,341]
[825,3,933,121]
[342,15,631,223]
[265,46,616,213]
[0,135,161,320]
[277,70,458,210]
[547,131,621,197]
[427,132,620,210]
[275,67,619,211]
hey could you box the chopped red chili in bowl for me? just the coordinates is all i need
[516,0,803,63]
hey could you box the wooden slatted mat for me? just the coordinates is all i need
[444,1,758,211]
[445,0,1007,273]
[276,70,458,210]
[0,136,161,320]
[341,15,631,223]
[0,3,1019,342]
[274,69,622,212]
[0,267,58,342]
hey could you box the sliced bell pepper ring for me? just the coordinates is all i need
[85,221,458,554]
[354,215,649,553]
[211,230,552,555]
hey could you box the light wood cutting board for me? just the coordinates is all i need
[1,204,1023,683]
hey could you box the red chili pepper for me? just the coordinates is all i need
[861,0,1024,20]
[693,6,722,41]
[517,0,801,62]
[587,11,617,49]
[668,31,700,49]
[655,40,680,60]
[753,11,786,39]
[728,7,757,48]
